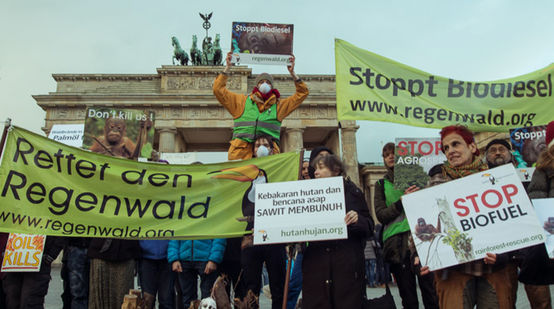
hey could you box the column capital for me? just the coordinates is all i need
[339,120,359,131]
[285,127,305,134]
[157,127,177,134]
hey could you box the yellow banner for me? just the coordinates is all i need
[335,39,554,132]
[0,126,300,239]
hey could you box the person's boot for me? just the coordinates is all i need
[143,292,156,309]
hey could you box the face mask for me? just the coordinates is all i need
[256,145,270,157]
[259,82,272,94]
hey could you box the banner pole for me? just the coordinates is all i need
[0,118,12,160]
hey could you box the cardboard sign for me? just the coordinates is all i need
[83,107,155,159]
[510,124,547,182]
[1,233,46,272]
[394,137,446,191]
[402,164,545,271]
[531,198,554,259]
[48,124,84,148]
[231,22,293,65]
[253,177,346,244]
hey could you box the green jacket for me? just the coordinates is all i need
[374,169,411,264]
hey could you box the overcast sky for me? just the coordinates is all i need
[1,0,552,163]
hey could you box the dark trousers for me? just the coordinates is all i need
[0,277,6,309]
[3,264,52,309]
[219,259,246,300]
[390,259,438,309]
[242,244,285,309]
[61,246,90,309]
[139,258,175,309]
[176,261,218,306]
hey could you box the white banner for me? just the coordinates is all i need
[402,164,545,271]
[47,124,84,148]
[531,198,554,259]
[253,177,346,245]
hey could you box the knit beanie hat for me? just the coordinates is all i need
[546,121,554,148]
[255,73,274,86]
[485,139,512,152]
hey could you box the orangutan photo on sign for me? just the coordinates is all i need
[83,107,155,160]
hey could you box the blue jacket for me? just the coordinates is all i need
[139,240,169,260]
[167,239,226,264]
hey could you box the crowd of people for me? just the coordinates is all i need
[0,53,552,309]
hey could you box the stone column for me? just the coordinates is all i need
[282,127,304,153]
[158,128,177,153]
[325,129,340,156]
[340,120,360,186]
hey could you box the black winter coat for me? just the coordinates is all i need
[519,167,554,285]
[302,178,373,309]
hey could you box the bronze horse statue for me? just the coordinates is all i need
[171,36,189,65]
[190,35,202,65]
[213,34,223,66]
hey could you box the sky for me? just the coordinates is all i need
[0,0,552,163]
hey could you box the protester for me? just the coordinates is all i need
[139,239,175,309]
[302,154,372,309]
[213,52,308,160]
[61,237,90,309]
[374,142,438,309]
[87,238,141,309]
[0,233,9,308]
[3,236,65,309]
[485,139,514,168]
[484,139,523,305]
[419,125,515,308]
[241,135,287,309]
[522,120,554,309]
[168,238,226,307]
[308,146,333,179]
[301,160,310,180]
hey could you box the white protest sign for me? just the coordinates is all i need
[253,176,347,245]
[531,198,554,259]
[1,233,46,272]
[403,164,545,271]
[47,124,84,148]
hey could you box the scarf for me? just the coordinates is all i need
[442,157,488,180]
[252,87,280,101]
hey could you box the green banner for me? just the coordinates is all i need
[335,39,553,132]
[0,126,300,239]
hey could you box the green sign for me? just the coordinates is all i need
[335,39,553,132]
[0,126,300,239]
